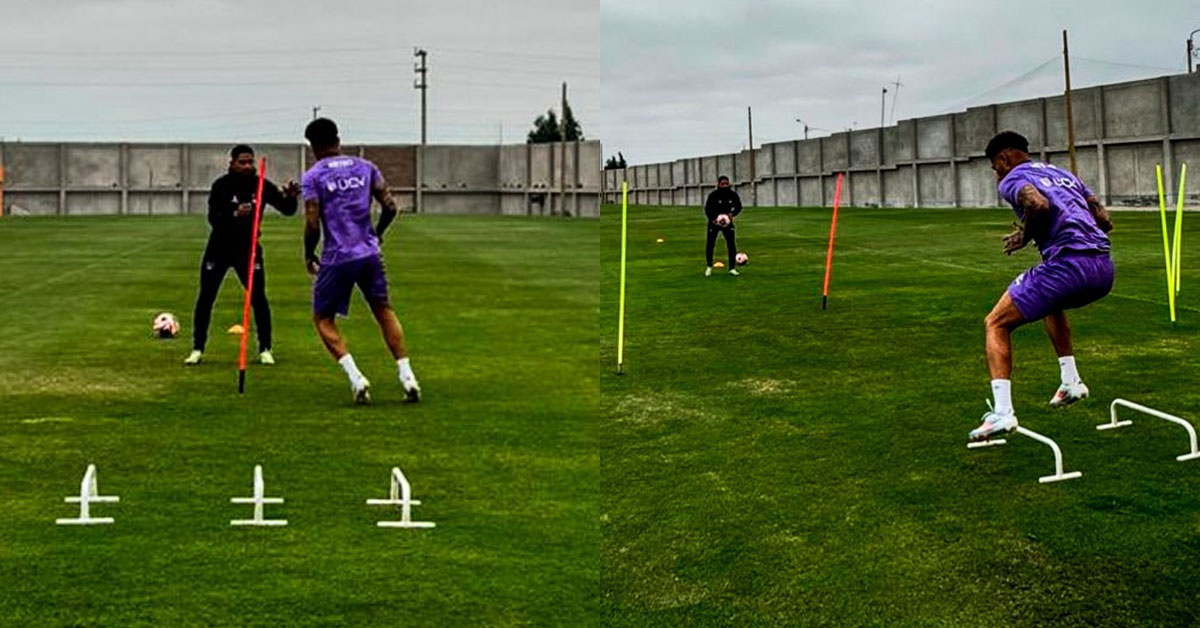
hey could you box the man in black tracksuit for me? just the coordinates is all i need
[704,175,742,276]
[185,144,299,365]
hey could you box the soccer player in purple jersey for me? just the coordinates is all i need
[970,131,1115,442]
[301,118,420,404]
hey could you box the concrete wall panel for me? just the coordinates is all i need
[129,146,182,189]
[799,177,822,206]
[957,158,996,207]
[918,163,954,207]
[1045,88,1099,145]
[774,142,796,175]
[777,178,797,207]
[955,107,995,157]
[127,192,184,215]
[821,135,847,172]
[882,168,913,207]
[995,100,1043,149]
[797,139,821,174]
[4,144,60,188]
[4,191,58,215]
[1170,74,1200,134]
[849,131,880,168]
[66,192,120,215]
[916,116,952,160]
[849,172,879,206]
[1103,80,1164,138]
[66,145,119,188]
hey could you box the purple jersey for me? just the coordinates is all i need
[301,155,383,266]
[998,161,1109,260]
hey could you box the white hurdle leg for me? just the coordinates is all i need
[366,467,435,529]
[231,465,287,526]
[1098,399,1200,462]
[1015,426,1083,483]
[967,426,1082,484]
[57,464,119,525]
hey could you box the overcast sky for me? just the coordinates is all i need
[0,0,598,145]
[593,0,1197,165]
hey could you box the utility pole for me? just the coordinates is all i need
[414,48,428,213]
[311,105,320,120]
[1189,29,1200,74]
[747,106,755,204]
[560,81,568,216]
[880,87,888,129]
[1062,30,1078,174]
[889,76,903,125]
[796,119,809,140]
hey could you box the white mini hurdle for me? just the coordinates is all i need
[56,464,119,525]
[230,465,287,526]
[1097,399,1200,462]
[366,467,435,529]
[968,426,1082,484]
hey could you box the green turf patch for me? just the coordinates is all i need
[0,214,599,627]
[602,204,1200,627]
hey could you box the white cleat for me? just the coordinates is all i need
[705,267,713,277]
[353,378,371,405]
[729,269,740,276]
[259,350,275,365]
[184,350,203,366]
[969,402,1018,442]
[1049,381,1089,408]
[401,376,421,403]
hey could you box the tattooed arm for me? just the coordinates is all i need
[1002,184,1052,255]
[1085,194,1114,233]
[371,175,400,242]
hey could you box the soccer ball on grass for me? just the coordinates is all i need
[152,312,180,339]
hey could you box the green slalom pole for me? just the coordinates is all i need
[1174,163,1187,298]
[616,181,629,375]
[1157,164,1176,323]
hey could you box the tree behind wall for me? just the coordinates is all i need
[604,152,627,170]
[527,102,583,143]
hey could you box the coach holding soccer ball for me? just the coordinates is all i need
[704,175,742,276]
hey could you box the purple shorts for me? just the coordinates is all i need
[1007,252,1114,321]
[313,253,390,317]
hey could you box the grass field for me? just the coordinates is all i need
[601,204,1200,627]
[0,213,598,626]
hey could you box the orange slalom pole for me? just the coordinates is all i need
[821,172,844,310]
[238,158,267,394]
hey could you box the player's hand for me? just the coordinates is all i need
[305,256,320,277]
[283,181,301,199]
[235,202,253,217]
[1002,222,1027,255]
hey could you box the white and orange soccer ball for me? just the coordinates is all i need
[736,252,749,266]
[715,214,731,227]
[152,312,180,339]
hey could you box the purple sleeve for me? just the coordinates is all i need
[997,170,1027,210]
[301,170,319,203]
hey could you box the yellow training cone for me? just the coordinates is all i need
[227,324,245,334]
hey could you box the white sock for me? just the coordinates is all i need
[397,357,415,381]
[338,354,365,387]
[1058,356,1080,386]
[991,379,1014,415]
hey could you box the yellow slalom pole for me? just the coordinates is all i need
[1174,163,1187,298]
[1157,164,1176,323]
[617,181,629,375]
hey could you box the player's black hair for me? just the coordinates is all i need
[230,144,254,159]
[985,131,1029,160]
[717,175,730,183]
[305,118,339,147]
